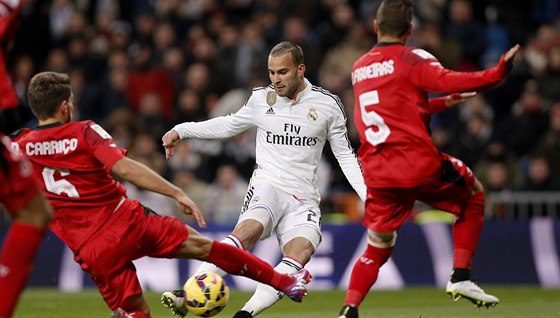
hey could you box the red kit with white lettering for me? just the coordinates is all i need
[11,121,127,249]
[351,43,510,189]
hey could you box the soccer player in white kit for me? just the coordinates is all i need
[161,41,366,318]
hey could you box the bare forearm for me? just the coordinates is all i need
[112,157,181,199]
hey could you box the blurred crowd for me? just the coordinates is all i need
[2,0,560,223]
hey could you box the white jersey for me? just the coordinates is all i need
[174,79,366,205]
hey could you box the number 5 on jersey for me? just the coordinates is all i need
[359,90,391,146]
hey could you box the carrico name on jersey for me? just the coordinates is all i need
[11,121,127,250]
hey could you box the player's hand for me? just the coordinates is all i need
[444,92,477,108]
[162,129,181,159]
[176,193,207,228]
[498,44,521,72]
[504,44,521,63]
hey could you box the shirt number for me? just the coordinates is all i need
[358,90,390,146]
[42,167,80,198]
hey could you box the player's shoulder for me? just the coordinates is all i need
[309,84,342,106]
[9,127,31,140]
[250,84,274,96]
[401,46,439,65]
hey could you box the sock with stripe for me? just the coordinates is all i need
[240,257,302,316]
[206,242,293,291]
[196,235,242,277]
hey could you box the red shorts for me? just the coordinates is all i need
[73,199,188,310]
[0,138,40,214]
[364,153,475,233]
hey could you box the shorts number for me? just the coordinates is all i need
[307,209,320,225]
[42,167,80,198]
[358,90,390,146]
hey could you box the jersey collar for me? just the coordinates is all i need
[287,78,311,105]
[35,122,65,130]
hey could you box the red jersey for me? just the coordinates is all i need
[12,121,127,250]
[0,133,39,214]
[351,43,509,188]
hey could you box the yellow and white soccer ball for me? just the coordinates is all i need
[183,272,230,317]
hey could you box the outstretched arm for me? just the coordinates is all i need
[112,156,206,227]
[412,45,521,93]
[428,92,477,114]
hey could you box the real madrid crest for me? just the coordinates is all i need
[266,91,277,106]
[307,108,318,122]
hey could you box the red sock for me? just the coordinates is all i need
[0,221,46,318]
[206,241,293,290]
[344,244,393,308]
[452,191,485,269]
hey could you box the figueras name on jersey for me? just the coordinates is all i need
[351,60,395,84]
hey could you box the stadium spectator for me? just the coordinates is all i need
[337,1,520,317]
[11,71,311,318]
[161,41,366,318]
[0,133,52,318]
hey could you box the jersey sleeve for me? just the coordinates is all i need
[428,96,449,114]
[327,98,367,201]
[174,94,256,139]
[83,122,126,169]
[405,48,507,94]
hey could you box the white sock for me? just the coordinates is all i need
[240,257,303,316]
[195,235,243,277]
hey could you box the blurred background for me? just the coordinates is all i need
[0,0,559,293]
[1,0,560,223]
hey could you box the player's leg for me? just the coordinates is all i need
[0,192,52,318]
[0,143,52,318]
[421,153,498,307]
[339,188,414,318]
[194,183,276,277]
[176,225,309,297]
[236,226,319,318]
[195,218,264,277]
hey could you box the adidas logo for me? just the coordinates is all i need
[266,107,275,114]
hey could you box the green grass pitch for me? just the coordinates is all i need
[14,286,559,318]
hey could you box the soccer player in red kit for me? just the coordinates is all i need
[337,1,520,317]
[12,72,311,318]
[0,132,53,318]
[0,0,24,134]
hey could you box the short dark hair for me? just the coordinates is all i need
[27,72,72,120]
[376,0,414,37]
[269,41,304,66]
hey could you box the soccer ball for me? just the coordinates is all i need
[183,272,230,317]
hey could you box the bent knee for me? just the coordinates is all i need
[178,226,214,260]
[368,230,397,248]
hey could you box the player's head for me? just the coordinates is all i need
[28,72,74,123]
[268,41,306,99]
[374,0,414,39]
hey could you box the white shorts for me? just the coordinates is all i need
[238,183,322,250]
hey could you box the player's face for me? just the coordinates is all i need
[268,53,305,99]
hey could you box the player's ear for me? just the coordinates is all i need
[373,19,380,34]
[298,64,305,79]
[405,23,413,37]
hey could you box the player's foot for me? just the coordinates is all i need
[338,305,358,318]
[161,289,189,317]
[111,308,132,318]
[282,268,312,302]
[232,310,253,318]
[446,280,499,308]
